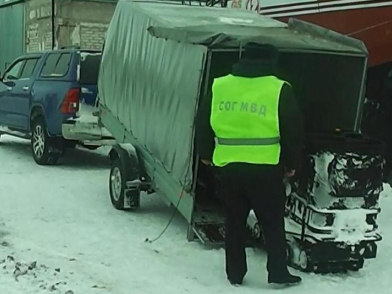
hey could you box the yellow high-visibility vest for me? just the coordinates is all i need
[210,75,286,167]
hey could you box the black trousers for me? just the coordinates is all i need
[219,163,288,282]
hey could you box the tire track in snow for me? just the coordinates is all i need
[0,219,11,248]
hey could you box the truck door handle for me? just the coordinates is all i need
[23,86,29,91]
[6,87,12,91]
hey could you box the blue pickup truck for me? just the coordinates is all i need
[0,48,113,165]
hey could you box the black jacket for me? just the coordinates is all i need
[195,59,304,170]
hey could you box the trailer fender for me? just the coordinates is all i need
[109,144,141,182]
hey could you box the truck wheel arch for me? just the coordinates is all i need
[30,106,46,131]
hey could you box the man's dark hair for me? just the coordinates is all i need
[242,43,279,65]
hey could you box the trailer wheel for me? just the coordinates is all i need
[109,158,131,210]
[298,250,312,272]
[247,221,261,240]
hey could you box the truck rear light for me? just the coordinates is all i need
[61,88,80,114]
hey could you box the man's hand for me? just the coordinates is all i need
[201,159,212,166]
[284,169,296,178]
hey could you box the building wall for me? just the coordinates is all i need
[79,23,108,50]
[59,1,116,50]
[25,0,52,52]
[0,0,25,71]
[25,0,116,53]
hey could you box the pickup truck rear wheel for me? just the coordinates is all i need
[31,118,61,165]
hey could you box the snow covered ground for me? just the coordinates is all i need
[1,135,392,294]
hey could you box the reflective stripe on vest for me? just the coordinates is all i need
[210,75,286,167]
[216,137,280,146]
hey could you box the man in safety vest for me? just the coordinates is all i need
[196,43,304,286]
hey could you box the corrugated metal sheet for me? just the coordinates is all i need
[0,0,25,72]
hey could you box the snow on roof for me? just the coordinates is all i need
[118,0,367,54]
[124,0,287,29]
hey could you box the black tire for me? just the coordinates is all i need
[250,222,261,240]
[63,140,77,149]
[348,259,364,272]
[31,117,62,165]
[83,145,99,151]
[109,158,131,210]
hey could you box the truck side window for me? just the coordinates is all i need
[41,53,72,77]
[20,59,39,79]
[54,54,72,76]
[4,60,24,81]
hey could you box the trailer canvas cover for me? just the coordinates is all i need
[99,0,367,189]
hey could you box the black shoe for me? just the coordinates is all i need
[268,273,302,286]
[228,278,243,286]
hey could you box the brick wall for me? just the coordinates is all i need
[80,23,108,50]
[25,0,54,52]
[26,23,40,52]
[25,0,115,52]
[26,24,53,53]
